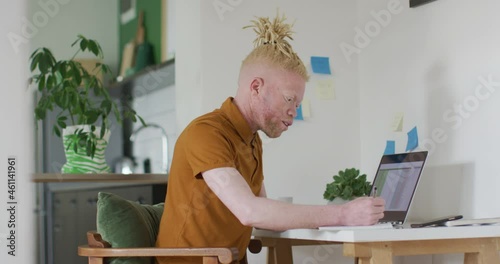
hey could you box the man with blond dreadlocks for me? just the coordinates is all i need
[156,13,385,264]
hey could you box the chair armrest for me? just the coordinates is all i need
[78,246,239,263]
[80,231,238,264]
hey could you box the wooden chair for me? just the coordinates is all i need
[78,231,263,264]
[77,192,263,264]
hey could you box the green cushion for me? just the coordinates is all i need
[96,192,164,264]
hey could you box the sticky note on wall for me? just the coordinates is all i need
[301,98,311,118]
[311,56,331,74]
[315,79,335,100]
[406,126,419,151]
[294,104,304,120]
[384,140,395,155]
[391,112,404,132]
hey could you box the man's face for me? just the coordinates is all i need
[253,70,306,138]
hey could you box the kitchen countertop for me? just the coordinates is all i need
[32,173,168,183]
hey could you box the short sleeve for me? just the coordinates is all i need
[183,121,236,178]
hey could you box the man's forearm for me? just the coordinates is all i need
[241,196,344,231]
[203,167,384,230]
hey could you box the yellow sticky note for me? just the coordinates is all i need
[301,98,311,118]
[315,79,335,100]
[391,112,404,132]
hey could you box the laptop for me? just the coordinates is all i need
[372,151,428,226]
[319,151,428,231]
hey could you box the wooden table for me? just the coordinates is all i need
[253,225,500,264]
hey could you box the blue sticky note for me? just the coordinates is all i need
[384,140,395,155]
[311,56,331,74]
[406,126,419,151]
[294,104,304,120]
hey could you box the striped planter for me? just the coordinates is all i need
[61,125,111,174]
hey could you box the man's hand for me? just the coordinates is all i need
[336,197,385,226]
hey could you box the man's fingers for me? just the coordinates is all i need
[372,197,385,206]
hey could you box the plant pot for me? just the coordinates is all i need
[61,125,111,174]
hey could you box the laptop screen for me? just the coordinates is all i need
[372,151,428,223]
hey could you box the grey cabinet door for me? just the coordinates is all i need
[52,191,79,264]
[76,190,99,264]
[107,185,153,205]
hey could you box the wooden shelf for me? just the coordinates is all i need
[108,58,175,91]
[32,173,168,183]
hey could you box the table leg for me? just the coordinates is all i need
[357,257,370,264]
[259,237,277,264]
[267,246,276,264]
[369,243,393,264]
[463,239,500,264]
[344,242,393,264]
[266,239,293,264]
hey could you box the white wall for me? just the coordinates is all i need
[175,0,203,131]
[0,1,36,263]
[359,0,500,218]
[29,0,119,74]
[132,85,177,174]
[357,0,500,263]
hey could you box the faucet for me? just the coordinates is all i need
[130,123,169,173]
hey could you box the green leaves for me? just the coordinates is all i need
[84,109,99,124]
[29,35,146,159]
[97,63,112,75]
[100,100,112,115]
[57,116,67,129]
[29,48,56,74]
[100,123,106,139]
[64,127,99,159]
[37,75,46,91]
[323,168,372,201]
[87,40,100,57]
[53,125,61,137]
[35,107,46,120]
[79,37,88,51]
[71,35,103,58]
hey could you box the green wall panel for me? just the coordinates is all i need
[118,0,162,71]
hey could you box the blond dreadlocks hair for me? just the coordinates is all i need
[242,12,309,81]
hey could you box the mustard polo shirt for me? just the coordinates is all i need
[156,97,264,263]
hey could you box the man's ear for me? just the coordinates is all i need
[250,77,264,94]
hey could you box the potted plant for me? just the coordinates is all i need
[29,35,145,173]
[323,168,372,203]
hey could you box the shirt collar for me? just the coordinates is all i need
[220,97,255,145]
